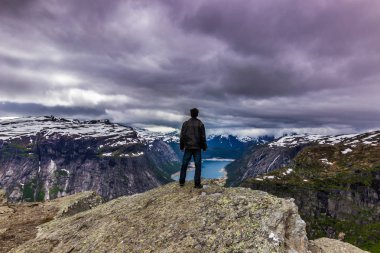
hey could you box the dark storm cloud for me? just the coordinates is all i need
[0,0,38,16]
[168,0,380,97]
[0,101,105,118]
[0,0,379,135]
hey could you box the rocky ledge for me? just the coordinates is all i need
[1,182,368,253]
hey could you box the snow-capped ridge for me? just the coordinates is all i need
[134,127,180,144]
[206,134,262,143]
[0,116,143,148]
[268,130,379,148]
[136,129,269,145]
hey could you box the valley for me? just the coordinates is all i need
[171,158,234,181]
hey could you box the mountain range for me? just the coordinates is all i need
[0,116,379,251]
[0,116,180,201]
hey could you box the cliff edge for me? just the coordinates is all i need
[1,182,368,253]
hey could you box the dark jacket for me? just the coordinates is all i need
[180,118,207,150]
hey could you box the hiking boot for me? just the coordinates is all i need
[179,183,185,187]
[194,184,203,189]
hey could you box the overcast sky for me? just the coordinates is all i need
[1,0,379,136]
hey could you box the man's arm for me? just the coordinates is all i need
[180,122,186,151]
[200,123,207,151]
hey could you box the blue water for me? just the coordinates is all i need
[171,159,234,181]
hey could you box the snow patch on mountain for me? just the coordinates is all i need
[341,148,352,154]
[320,158,333,165]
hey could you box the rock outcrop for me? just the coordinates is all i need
[0,189,6,206]
[309,238,369,253]
[0,190,104,252]
[4,181,365,253]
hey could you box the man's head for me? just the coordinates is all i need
[190,108,199,118]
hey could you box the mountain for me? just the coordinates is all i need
[0,116,180,201]
[203,134,273,159]
[1,182,368,253]
[225,130,380,251]
[135,128,274,159]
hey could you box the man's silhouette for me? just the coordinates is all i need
[179,108,207,188]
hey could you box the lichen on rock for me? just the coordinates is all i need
[8,181,365,253]
[49,191,105,218]
[0,189,7,206]
[309,238,369,253]
[11,181,309,252]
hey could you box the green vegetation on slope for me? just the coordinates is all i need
[241,143,380,251]
[22,178,45,202]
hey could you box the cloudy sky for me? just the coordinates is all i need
[1,0,379,136]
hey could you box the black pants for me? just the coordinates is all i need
[179,149,202,186]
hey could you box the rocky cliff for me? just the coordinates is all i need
[1,182,367,253]
[0,116,180,201]
[226,144,306,186]
[227,130,380,251]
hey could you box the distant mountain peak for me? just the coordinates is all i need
[134,127,180,143]
[0,116,139,146]
[269,130,380,148]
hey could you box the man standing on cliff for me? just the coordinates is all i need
[179,108,207,188]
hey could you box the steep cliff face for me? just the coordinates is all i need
[0,116,180,201]
[2,182,367,253]
[230,130,380,251]
[226,144,306,186]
